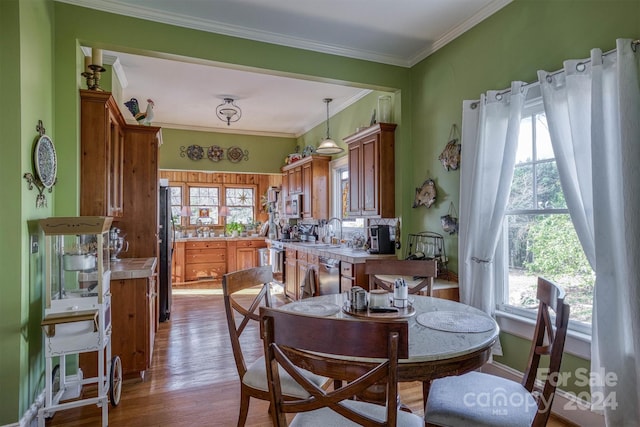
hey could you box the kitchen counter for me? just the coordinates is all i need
[268,239,396,264]
[110,257,157,280]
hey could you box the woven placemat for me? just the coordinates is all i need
[416,311,495,333]
[285,302,340,317]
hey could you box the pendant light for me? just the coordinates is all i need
[315,98,344,155]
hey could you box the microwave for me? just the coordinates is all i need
[284,194,301,219]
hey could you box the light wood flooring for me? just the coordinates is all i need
[46,284,574,426]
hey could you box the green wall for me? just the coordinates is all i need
[159,128,296,173]
[0,0,55,422]
[2,0,639,423]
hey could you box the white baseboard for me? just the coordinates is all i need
[10,371,84,427]
[482,362,605,427]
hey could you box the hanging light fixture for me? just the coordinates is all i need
[315,98,344,155]
[216,97,242,126]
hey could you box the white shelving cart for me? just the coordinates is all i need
[38,217,121,427]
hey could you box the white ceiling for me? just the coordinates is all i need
[65,0,512,137]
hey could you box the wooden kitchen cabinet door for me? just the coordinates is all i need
[344,123,396,218]
[80,90,125,218]
[80,277,154,381]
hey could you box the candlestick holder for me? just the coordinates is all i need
[81,64,106,91]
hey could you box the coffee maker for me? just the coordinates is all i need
[369,225,394,254]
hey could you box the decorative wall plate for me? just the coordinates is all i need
[227,146,247,163]
[207,145,224,162]
[186,145,204,160]
[34,134,57,188]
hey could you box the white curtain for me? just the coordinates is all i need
[459,81,525,315]
[538,39,640,426]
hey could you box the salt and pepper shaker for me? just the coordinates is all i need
[393,277,408,308]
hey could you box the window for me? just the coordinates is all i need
[225,187,255,225]
[498,102,594,331]
[188,186,220,225]
[169,186,182,224]
[331,161,364,231]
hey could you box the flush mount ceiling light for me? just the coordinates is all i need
[315,98,344,155]
[216,97,242,126]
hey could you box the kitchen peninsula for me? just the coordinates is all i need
[80,257,158,381]
[271,240,460,302]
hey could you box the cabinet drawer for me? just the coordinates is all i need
[297,251,308,262]
[286,248,297,258]
[308,253,319,265]
[186,249,226,264]
[186,240,226,249]
[235,239,267,248]
[340,261,354,278]
[185,263,226,281]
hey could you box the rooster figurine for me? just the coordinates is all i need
[124,98,155,125]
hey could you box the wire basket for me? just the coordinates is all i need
[405,231,449,278]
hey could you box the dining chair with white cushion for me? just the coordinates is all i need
[222,266,329,426]
[425,277,570,427]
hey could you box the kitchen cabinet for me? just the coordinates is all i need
[80,89,161,261]
[172,241,185,283]
[340,261,368,292]
[80,276,157,380]
[287,165,302,195]
[122,125,161,259]
[284,247,298,300]
[80,90,125,217]
[227,239,267,272]
[282,155,330,220]
[184,240,227,282]
[344,123,397,218]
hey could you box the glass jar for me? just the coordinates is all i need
[378,95,392,123]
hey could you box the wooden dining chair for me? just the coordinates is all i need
[222,266,329,427]
[260,306,424,427]
[365,259,438,296]
[425,277,570,427]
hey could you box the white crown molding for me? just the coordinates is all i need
[57,0,511,68]
[56,0,412,67]
[408,0,513,67]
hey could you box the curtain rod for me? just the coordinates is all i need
[471,39,640,109]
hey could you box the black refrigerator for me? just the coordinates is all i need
[159,182,173,322]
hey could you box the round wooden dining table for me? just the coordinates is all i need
[279,294,499,389]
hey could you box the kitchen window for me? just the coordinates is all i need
[497,102,594,334]
[188,186,220,225]
[225,187,255,225]
[169,186,183,224]
[331,158,364,231]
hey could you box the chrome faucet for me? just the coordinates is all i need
[326,217,342,242]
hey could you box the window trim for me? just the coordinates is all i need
[496,309,591,360]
